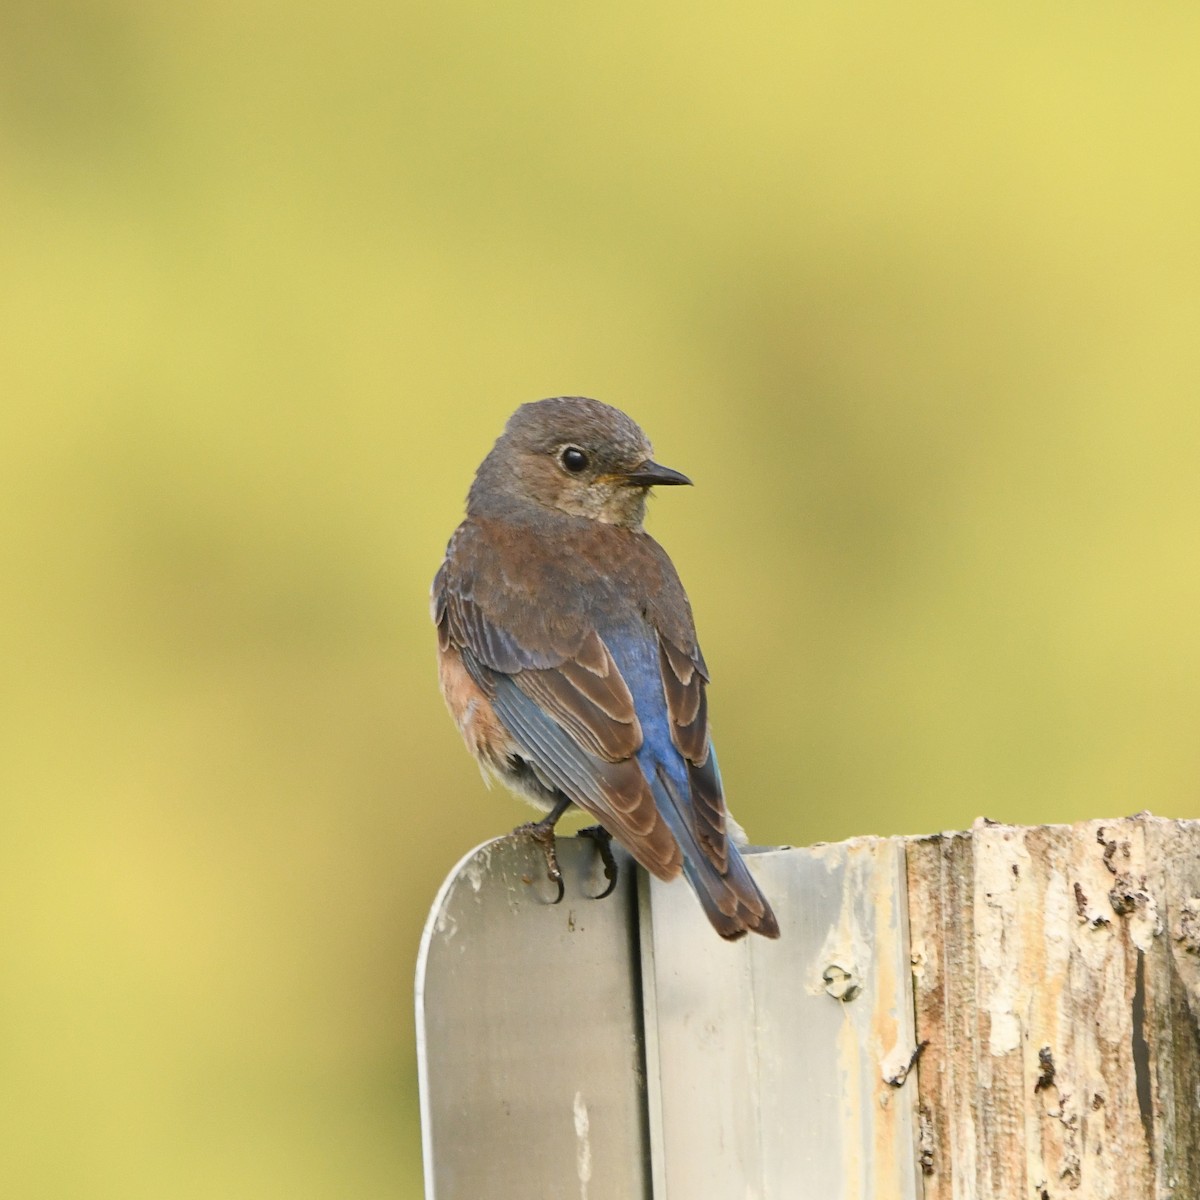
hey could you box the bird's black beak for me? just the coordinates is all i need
[622,460,693,487]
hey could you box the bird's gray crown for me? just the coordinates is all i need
[501,396,651,462]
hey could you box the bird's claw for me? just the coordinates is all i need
[516,819,566,904]
[579,825,619,899]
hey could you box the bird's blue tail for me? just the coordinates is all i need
[649,762,779,940]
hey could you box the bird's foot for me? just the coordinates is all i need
[578,825,619,900]
[515,817,565,904]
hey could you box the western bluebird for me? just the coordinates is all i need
[432,397,779,940]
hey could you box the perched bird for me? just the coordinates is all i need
[432,397,779,940]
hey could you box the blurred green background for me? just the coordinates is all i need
[3,2,1199,1196]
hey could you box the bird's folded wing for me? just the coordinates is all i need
[434,565,560,673]
[438,569,642,759]
[658,634,729,872]
[510,630,641,761]
[436,572,681,880]
[487,669,683,881]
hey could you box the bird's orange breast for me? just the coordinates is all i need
[436,642,514,775]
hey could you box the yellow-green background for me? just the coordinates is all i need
[4,3,1199,1196]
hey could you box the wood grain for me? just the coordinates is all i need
[908,815,1200,1200]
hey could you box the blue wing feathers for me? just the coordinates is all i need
[480,626,778,938]
[606,629,778,938]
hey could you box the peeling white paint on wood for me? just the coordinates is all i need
[908,814,1200,1200]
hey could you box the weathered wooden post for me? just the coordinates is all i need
[416,814,1200,1199]
[907,816,1200,1197]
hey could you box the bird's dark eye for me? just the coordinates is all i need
[560,446,589,473]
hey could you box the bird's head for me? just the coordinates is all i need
[468,396,691,528]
